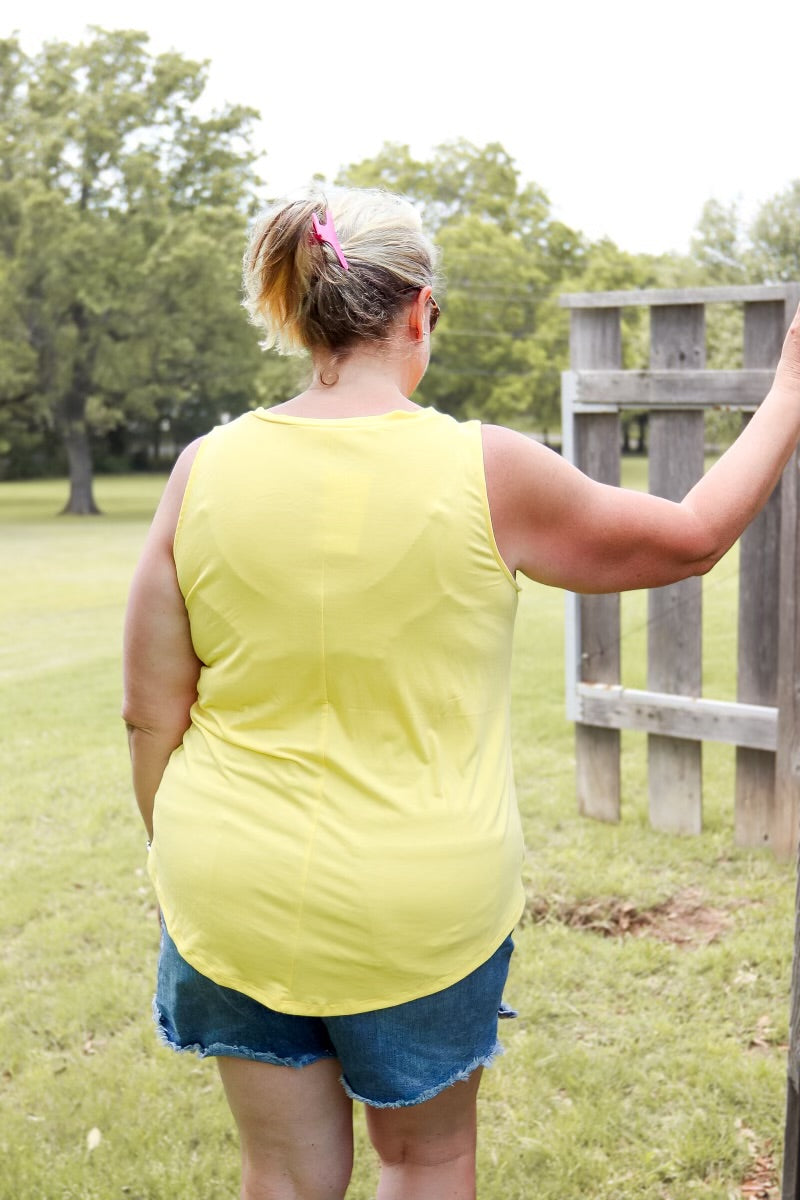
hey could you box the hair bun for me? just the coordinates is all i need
[243,189,439,357]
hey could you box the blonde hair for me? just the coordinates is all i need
[242,188,439,356]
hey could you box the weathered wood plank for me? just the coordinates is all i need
[575,725,621,823]
[735,301,784,847]
[735,751,778,849]
[563,368,773,411]
[774,440,800,860]
[790,866,800,1093]
[569,307,621,370]
[648,306,705,835]
[575,684,777,751]
[569,308,622,823]
[781,288,800,1199]
[782,1079,800,1200]
[782,865,800,1198]
[560,284,795,309]
[743,299,786,369]
[773,287,800,858]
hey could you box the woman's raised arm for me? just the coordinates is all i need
[484,303,800,595]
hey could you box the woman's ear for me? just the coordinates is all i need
[408,286,433,342]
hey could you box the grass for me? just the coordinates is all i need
[0,472,793,1199]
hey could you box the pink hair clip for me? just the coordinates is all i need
[311,208,349,271]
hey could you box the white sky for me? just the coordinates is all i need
[6,0,800,256]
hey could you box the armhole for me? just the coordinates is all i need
[172,436,211,564]
[471,422,522,593]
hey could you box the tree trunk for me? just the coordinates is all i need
[60,423,101,515]
[59,298,101,516]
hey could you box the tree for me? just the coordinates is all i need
[0,29,261,511]
[686,187,800,447]
[336,139,586,431]
[749,180,800,283]
[336,138,544,235]
[420,214,555,424]
[688,186,800,287]
[690,199,749,285]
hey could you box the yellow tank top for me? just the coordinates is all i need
[148,407,525,1015]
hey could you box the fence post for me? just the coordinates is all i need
[735,301,785,846]
[768,286,800,1200]
[647,305,705,834]
[779,454,800,1193]
[561,283,797,844]
[570,307,622,821]
[774,287,800,860]
[783,859,800,1200]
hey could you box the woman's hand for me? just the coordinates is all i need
[775,301,800,390]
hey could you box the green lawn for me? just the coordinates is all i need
[0,472,792,1199]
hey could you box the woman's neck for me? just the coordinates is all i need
[269,344,426,418]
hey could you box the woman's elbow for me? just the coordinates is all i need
[121,689,196,739]
[691,550,724,578]
[604,537,727,592]
[675,499,743,579]
[682,527,736,578]
[653,539,727,586]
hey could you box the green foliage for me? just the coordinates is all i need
[690,199,750,286]
[1,24,798,501]
[562,237,680,372]
[424,214,556,424]
[337,139,587,431]
[685,186,800,448]
[749,181,800,283]
[336,138,762,434]
[337,138,552,238]
[0,29,266,506]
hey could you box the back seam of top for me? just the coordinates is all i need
[287,547,329,991]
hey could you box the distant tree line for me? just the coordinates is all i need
[1,29,798,512]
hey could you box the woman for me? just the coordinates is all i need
[123,189,800,1200]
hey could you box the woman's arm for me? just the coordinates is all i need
[484,303,800,594]
[122,439,204,839]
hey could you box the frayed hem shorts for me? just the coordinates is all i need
[153,921,517,1108]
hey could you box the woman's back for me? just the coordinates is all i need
[149,405,525,1016]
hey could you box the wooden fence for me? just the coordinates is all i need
[559,284,800,859]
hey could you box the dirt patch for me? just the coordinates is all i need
[522,886,732,947]
[738,1121,779,1198]
[741,1155,778,1199]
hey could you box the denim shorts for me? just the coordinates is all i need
[154,920,517,1107]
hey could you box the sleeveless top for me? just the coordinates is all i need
[147,406,526,1016]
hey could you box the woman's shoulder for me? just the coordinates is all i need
[146,437,208,551]
[171,435,207,489]
[480,423,562,477]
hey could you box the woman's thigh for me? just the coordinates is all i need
[217,1055,353,1197]
[365,1066,482,1165]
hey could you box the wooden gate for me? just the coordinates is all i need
[559,283,800,859]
